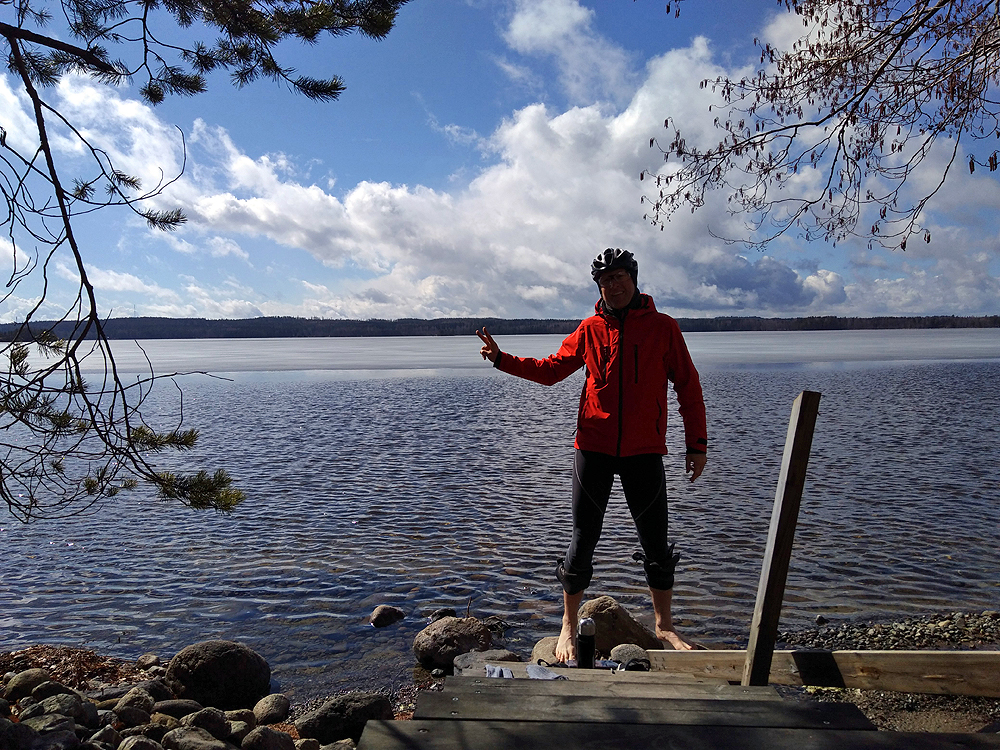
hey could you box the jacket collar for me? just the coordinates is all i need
[596,292,654,320]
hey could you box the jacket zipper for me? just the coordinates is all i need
[616,316,625,457]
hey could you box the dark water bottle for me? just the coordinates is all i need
[578,617,596,669]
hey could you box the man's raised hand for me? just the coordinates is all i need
[477,327,500,363]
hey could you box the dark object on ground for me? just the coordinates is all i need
[369,606,406,628]
[165,641,270,711]
[294,693,392,743]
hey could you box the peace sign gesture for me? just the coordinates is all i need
[476,327,500,363]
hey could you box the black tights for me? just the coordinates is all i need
[560,449,675,594]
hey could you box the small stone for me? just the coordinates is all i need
[815,615,829,626]
[225,710,256,729]
[151,713,181,731]
[116,688,156,715]
[136,655,162,671]
[180,708,230,740]
[119,736,165,750]
[430,669,445,679]
[116,707,153,729]
[294,740,320,750]
[152,700,204,720]
[253,694,290,725]
[29,728,80,750]
[609,643,648,666]
[162,726,231,750]
[3,669,50,702]
[369,606,406,628]
[227,720,252,744]
[241,726,295,750]
[88,726,122,748]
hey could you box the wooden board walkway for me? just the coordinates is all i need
[648,649,1000,697]
[357,671,1000,749]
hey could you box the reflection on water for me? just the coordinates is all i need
[2,332,999,700]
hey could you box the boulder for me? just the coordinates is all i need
[161,727,232,750]
[21,714,76,735]
[530,637,559,665]
[368,606,405,629]
[116,688,156,715]
[119,737,165,750]
[241,726,294,750]
[412,617,492,668]
[165,642,270,711]
[115,707,153,729]
[181,708,230,740]
[3,669,50,701]
[19,693,86,723]
[224,711,255,730]
[452,650,522,677]
[252,695,289,726]
[609,643,649,666]
[152,700,204,720]
[579,596,661,652]
[0,716,38,750]
[31,682,76,701]
[29,729,79,750]
[294,693,392,744]
[136,655,162,672]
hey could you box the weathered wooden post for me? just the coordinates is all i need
[742,390,822,687]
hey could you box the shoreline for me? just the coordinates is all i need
[4,610,999,733]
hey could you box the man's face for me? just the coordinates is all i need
[598,269,636,310]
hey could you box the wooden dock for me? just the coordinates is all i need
[356,669,1000,749]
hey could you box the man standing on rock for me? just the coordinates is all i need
[476,248,707,662]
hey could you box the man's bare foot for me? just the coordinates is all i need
[555,620,577,663]
[657,626,695,651]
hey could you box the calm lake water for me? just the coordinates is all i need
[2,329,999,699]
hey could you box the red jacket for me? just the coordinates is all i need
[496,294,707,457]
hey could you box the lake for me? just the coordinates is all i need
[2,328,999,700]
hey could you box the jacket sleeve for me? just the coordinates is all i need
[494,325,585,386]
[666,322,708,453]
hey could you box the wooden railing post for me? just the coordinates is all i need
[742,390,822,687]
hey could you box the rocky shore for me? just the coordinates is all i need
[777,609,1000,732]
[4,608,999,743]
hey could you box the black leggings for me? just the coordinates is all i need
[560,449,675,594]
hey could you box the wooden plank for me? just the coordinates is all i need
[450,665,730,684]
[414,693,874,729]
[651,649,1000,697]
[441,678,781,701]
[744,390,822,687]
[358,720,1000,750]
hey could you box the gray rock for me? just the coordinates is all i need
[161,727,232,750]
[31,683,76,702]
[294,694,392,744]
[223,711,255,730]
[368,606,405,629]
[116,688,156,715]
[21,714,76,735]
[240,726,294,750]
[251,695,289,726]
[165,642,270,711]
[150,714,181,731]
[318,742,354,750]
[28,729,79,750]
[136,655,162,672]
[87,726,121,748]
[25,694,87,723]
[120,725,169,743]
[3,670,50,702]
[428,609,456,622]
[181,709,230,740]
[412,617,492,668]
[452,649,522,676]
[609,643,648,665]
[152,701,203,720]
[226,721,252,744]
[530,636,559,665]
[120,736,165,750]
[1,716,38,750]
[579,596,661,652]
[134,681,174,705]
[293,740,319,750]
[115,707,153,729]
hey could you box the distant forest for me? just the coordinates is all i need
[2,314,999,341]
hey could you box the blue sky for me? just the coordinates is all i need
[3,0,999,321]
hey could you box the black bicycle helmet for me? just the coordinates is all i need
[591,248,638,284]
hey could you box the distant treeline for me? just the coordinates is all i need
[1,314,998,341]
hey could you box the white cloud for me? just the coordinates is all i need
[502,0,637,106]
